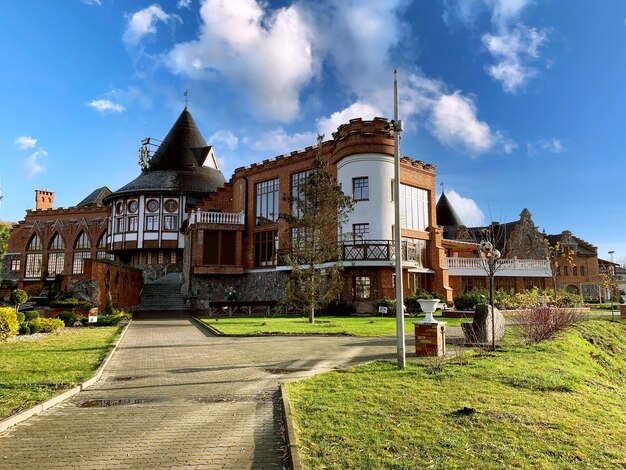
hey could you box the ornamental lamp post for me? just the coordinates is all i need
[479,239,501,351]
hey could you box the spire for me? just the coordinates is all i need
[436,192,463,227]
[147,108,211,171]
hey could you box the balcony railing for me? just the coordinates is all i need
[446,257,550,272]
[278,239,425,265]
[189,210,245,225]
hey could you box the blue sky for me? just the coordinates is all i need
[1,0,625,261]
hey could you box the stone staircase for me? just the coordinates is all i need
[138,273,187,311]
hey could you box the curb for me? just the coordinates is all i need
[280,383,303,470]
[0,321,132,434]
[191,317,356,338]
[191,316,221,336]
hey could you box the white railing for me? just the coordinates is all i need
[445,257,550,271]
[190,210,245,225]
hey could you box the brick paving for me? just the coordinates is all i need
[0,316,404,469]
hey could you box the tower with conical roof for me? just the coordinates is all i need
[436,191,463,238]
[104,108,226,267]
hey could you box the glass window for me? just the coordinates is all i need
[170,251,178,264]
[495,277,516,293]
[291,170,310,218]
[163,215,178,231]
[401,237,427,267]
[255,231,277,267]
[353,177,369,201]
[354,276,371,300]
[97,251,114,260]
[145,215,159,231]
[74,232,91,249]
[523,278,542,291]
[353,223,370,241]
[573,266,578,276]
[400,183,429,231]
[49,234,65,250]
[115,217,124,233]
[255,178,279,225]
[28,235,42,251]
[10,259,20,272]
[47,252,65,276]
[462,277,485,293]
[97,233,107,249]
[73,251,91,274]
[25,253,42,278]
[126,216,138,232]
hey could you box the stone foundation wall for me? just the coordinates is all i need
[188,271,289,310]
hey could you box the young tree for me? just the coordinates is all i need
[544,239,575,294]
[281,135,354,324]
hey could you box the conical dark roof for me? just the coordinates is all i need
[149,108,210,171]
[105,108,226,200]
[437,192,463,227]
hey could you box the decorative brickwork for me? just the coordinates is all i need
[413,322,446,356]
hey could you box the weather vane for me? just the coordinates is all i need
[184,89,189,108]
[440,181,445,194]
[139,138,151,170]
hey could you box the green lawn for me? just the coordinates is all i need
[201,314,468,336]
[287,320,626,469]
[0,327,122,420]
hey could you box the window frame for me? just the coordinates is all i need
[354,275,372,301]
[352,177,369,201]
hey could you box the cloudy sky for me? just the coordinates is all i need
[1,0,625,260]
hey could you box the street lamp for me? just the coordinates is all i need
[479,239,501,350]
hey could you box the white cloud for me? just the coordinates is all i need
[177,0,192,8]
[87,99,125,113]
[14,136,37,150]
[167,0,315,122]
[251,127,317,155]
[209,130,239,150]
[483,24,546,92]
[445,189,485,226]
[527,138,563,156]
[82,0,102,5]
[24,148,48,177]
[123,4,177,46]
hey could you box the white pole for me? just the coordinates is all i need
[393,69,406,369]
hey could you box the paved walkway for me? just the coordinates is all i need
[0,317,405,469]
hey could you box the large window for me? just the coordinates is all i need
[255,231,277,267]
[255,178,279,225]
[126,216,138,232]
[402,237,427,266]
[354,276,371,300]
[352,177,369,201]
[47,234,65,277]
[523,278,543,291]
[353,223,370,241]
[400,184,429,231]
[462,277,485,293]
[25,235,43,278]
[495,277,516,293]
[163,215,178,231]
[145,215,159,231]
[291,170,310,218]
[73,232,91,274]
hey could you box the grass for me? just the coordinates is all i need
[201,313,468,336]
[287,319,626,469]
[0,326,122,420]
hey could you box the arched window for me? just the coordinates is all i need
[47,234,65,276]
[25,234,43,278]
[96,232,114,260]
[73,232,92,274]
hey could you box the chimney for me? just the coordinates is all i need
[35,190,54,211]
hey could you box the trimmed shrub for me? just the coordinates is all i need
[28,318,43,334]
[40,318,64,333]
[105,292,114,315]
[19,324,31,335]
[10,289,28,312]
[454,289,488,311]
[81,313,126,327]
[16,312,25,324]
[0,307,20,342]
[24,310,40,321]
[552,290,583,308]
[56,312,81,327]
[50,298,92,310]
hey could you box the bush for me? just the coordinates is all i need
[0,307,19,342]
[376,298,396,316]
[454,289,488,311]
[28,318,43,334]
[18,324,31,335]
[322,299,355,316]
[494,290,519,310]
[56,311,81,327]
[105,292,114,315]
[40,318,64,333]
[515,306,583,343]
[16,312,25,324]
[81,313,125,327]
[50,298,92,310]
[10,289,28,311]
[552,290,583,308]
[23,310,40,321]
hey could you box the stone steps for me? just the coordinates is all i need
[138,283,187,311]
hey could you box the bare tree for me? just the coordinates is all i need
[281,135,354,324]
[544,239,575,294]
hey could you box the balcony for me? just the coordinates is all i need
[279,239,426,266]
[189,210,245,226]
[446,257,551,277]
